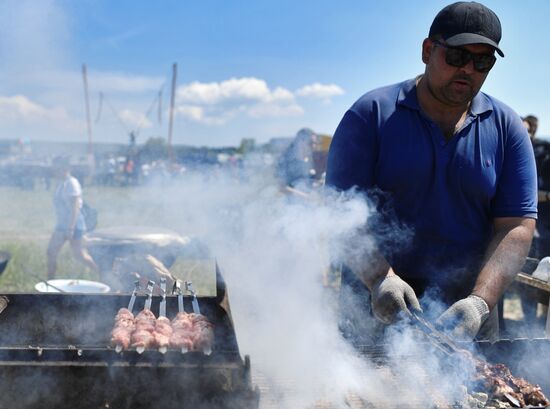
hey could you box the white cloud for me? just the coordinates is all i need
[177,105,205,122]
[177,77,291,105]
[0,95,72,122]
[0,94,84,135]
[296,83,345,100]
[118,109,153,129]
[248,103,304,118]
[176,105,236,126]
[176,77,303,125]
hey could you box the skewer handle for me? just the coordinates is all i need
[159,278,167,318]
[127,280,140,312]
[185,281,201,314]
[174,280,183,313]
[144,280,155,310]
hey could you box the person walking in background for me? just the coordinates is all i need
[516,114,550,331]
[523,115,538,141]
[524,115,550,259]
[326,1,537,342]
[46,156,98,279]
[276,128,318,190]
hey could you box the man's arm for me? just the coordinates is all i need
[472,216,536,310]
[436,216,535,340]
[326,109,421,322]
[353,247,392,291]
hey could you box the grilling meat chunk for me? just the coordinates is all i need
[154,316,173,348]
[131,309,157,348]
[170,312,194,350]
[475,361,549,406]
[110,308,135,350]
[189,313,214,352]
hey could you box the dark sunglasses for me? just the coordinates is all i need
[433,40,496,73]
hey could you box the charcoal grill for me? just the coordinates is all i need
[351,338,550,408]
[0,269,259,409]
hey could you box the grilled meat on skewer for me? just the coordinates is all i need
[110,308,135,350]
[131,309,157,349]
[169,311,194,351]
[154,316,173,349]
[115,307,134,321]
[189,313,214,353]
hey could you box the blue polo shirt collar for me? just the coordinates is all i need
[397,77,493,116]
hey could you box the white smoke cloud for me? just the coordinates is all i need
[100,165,478,408]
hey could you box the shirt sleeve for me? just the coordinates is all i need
[65,177,83,197]
[326,109,378,192]
[492,117,538,218]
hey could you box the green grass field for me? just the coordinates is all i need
[0,184,216,293]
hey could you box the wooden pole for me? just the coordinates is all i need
[167,63,177,162]
[82,64,93,157]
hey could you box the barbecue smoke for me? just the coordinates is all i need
[8,152,546,407]
[100,159,477,408]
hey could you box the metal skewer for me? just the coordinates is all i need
[137,280,155,354]
[128,280,140,313]
[185,281,200,315]
[158,278,168,354]
[115,281,140,353]
[144,280,155,311]
[175,281,184,314]
[173,281,188,354]
[185,281,211,355]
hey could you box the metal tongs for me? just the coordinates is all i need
[136,280,155,354]
[172,280,188,354]
[115,281,140,353]
[410,311,464,357]
[410,312,522,408]
[158,278,168,354]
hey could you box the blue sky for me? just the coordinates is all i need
[0,0,548,147]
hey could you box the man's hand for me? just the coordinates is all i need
[436,295,490,341]
[370,275,421,324]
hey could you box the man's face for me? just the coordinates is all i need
[422,38,495,107]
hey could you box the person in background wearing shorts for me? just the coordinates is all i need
[46,156,98,279]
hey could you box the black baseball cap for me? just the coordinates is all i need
[429,1,504,57]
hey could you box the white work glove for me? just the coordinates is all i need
[532,257,550,282]
[371,275,421,324]
[436,295,490,341]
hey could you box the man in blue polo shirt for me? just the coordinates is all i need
[327,1,537,341]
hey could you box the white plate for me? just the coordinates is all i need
[35,279,110,293]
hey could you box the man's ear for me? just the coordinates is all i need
[422,38,433,64]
